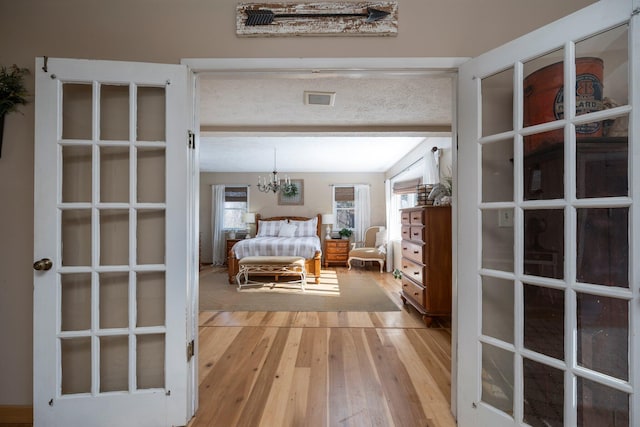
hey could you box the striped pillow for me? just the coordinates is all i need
[257,220,286,237]
[278,223,298,237]
[290,217,318,237]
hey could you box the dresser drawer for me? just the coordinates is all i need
[402,276,425,308]
[410,209,425,225]
[401,257,424,283]
[401,225,411,240]
[402,225,425,242]
[409,226,425,242]
[401,211,411,225]
[326,253,348,262]
[325,240,349,253]
[401,240,424,264]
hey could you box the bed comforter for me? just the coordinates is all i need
[232,236,322,260]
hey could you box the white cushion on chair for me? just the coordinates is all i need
[349,247,385,260]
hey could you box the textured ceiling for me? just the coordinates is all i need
[198,71,453,172]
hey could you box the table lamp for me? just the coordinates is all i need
[321,213,335,240]
[243,212,256,238]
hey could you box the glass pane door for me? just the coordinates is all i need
[60,80,168,395]
[457,1,637,425]
[34,58,190,427]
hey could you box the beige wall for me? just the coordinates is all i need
[200,172,386,263]
[0,0,596,406]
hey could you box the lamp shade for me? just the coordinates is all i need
[243,212,256,224]
[322,213,335,225]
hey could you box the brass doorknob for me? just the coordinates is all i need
[33,258,53,271]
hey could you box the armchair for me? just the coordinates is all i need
[347,226,387,273]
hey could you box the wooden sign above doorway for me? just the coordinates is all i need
[236,2,398,37]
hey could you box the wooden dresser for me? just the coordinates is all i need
[399,206,452,326]
[324,239,350,267]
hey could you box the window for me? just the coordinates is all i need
[389,177,421,240]
[398,193,417,209]
[333,186,355,230]
[223,186,248,231]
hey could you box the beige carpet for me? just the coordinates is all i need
[199,268,400,312]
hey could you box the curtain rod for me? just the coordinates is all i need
[328,183,370,187]
[389,156,424,181]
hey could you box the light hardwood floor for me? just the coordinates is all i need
[190,265,455,427]
[0,266,454,427]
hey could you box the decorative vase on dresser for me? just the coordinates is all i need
[399,206,452,326]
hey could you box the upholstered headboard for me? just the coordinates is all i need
[255,213,322,238]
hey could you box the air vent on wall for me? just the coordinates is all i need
[304,91,336,106]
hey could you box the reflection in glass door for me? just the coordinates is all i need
[457,2,636,426]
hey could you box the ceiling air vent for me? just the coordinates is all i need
[304,91,335,106]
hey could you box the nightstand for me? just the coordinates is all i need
[226,239,241,265]
[324,239,350,267]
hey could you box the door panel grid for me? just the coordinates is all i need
[58,80,168,396]
[457,2,637,426]
[34,57,191,427]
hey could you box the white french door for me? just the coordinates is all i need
[34,58,194,426]
[457,0,639,426]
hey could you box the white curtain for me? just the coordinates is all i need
[384,179,393,272]
[211,185,226,266]
[426,148,440,184]
[353,184,371,243]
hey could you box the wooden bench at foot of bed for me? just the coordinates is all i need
[236,256,307,290]
[229,250,322,284]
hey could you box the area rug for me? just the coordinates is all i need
[199,268,400,312]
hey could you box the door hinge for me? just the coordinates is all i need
[188,131,195,149]
[187,339,195,361]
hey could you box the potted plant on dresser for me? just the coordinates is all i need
[338,228,352,240]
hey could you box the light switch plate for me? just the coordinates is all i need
[498,209,514,227]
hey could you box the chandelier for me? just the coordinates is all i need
[257,149,296,195]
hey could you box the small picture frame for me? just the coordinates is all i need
[278,179,304,205]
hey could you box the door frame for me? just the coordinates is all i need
[181,56,466,417]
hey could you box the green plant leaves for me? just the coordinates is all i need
[0,64,30,116]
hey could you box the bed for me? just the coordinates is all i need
[227,214,323,284]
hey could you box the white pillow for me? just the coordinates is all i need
[375,231,387,247]
[278,223,298,237]
[290,217,318,237]
[256,220,286,237]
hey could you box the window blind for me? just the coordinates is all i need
[393,178,422,194]
[225,186,248,202]
[334,186,354,201]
